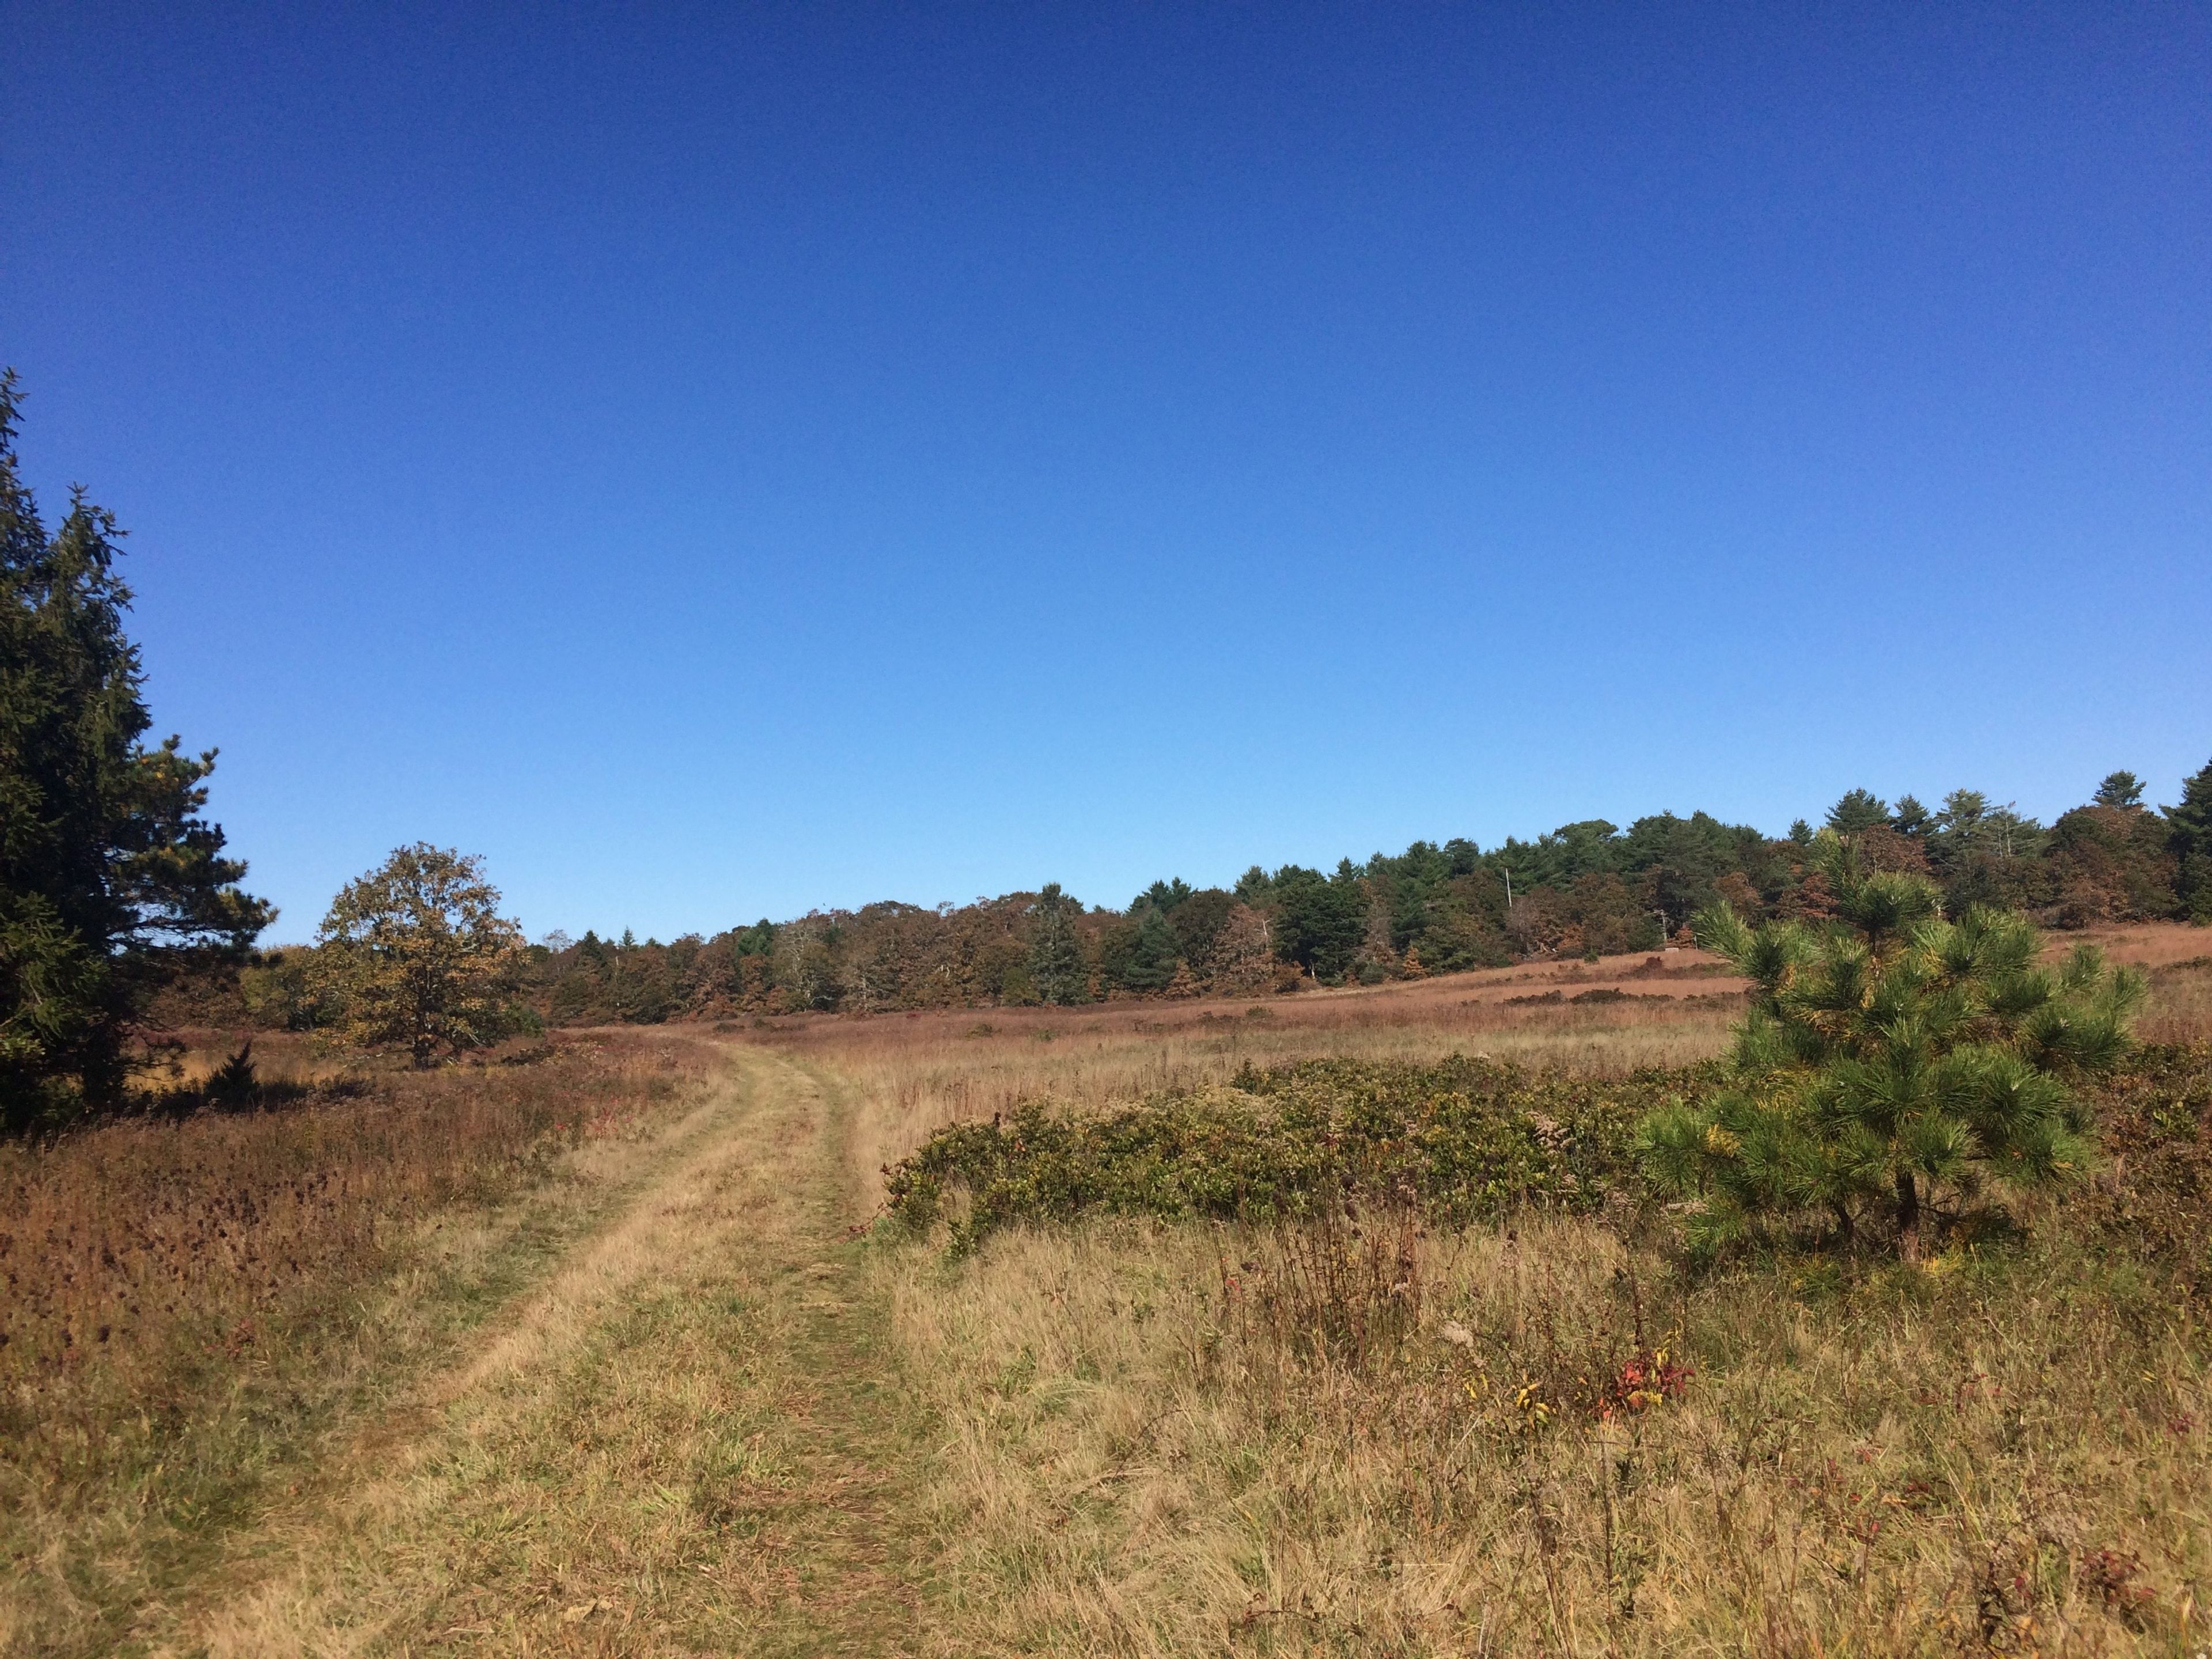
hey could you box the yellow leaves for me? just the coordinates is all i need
[1514,1380,1551,1427]
[1703,1123,1740,1156]
[1919,1251,1964,1280]
[308,846,528,1062]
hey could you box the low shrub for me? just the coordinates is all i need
[883,1055,1717,1252]
[885,1043,2212,1267]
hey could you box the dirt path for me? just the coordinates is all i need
[155,1046,931,1658]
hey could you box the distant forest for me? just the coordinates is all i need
[211,767,2209,1031]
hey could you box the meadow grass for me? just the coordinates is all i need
[768,944,1750,1204]
[172,1050,933,1659]
[1,926,2204,1656]
[882,1208,2209,1656]
[0,1030,725,1657]
[834,931,2212,1656]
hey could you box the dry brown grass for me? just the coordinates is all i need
[4,1038,676,1382]
[838,924,2212,1656]
[0,1029,726,1657]
[760,925,2210,1202]
[2071,923,2212,974]
[2138,953,2212,1046]
[136,1047,937,1659]
[138,1029,356,1091]
[3,922,2202,1656]
[171,1050,921,1657]
[884,1211,2210,1656]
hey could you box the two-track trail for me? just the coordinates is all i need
[153,1046,932,1658]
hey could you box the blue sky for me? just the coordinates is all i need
[5,3,2207,941]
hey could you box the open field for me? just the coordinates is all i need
[832,926,2212,1656]
[768,943,1753,1198]
[1,1032,734,1654]
[1,926,2207,1654]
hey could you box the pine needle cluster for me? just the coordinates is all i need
[1635,833,2143,1257]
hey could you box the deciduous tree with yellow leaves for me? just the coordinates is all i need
[313,844,525,1067]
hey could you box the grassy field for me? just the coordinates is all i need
[1,928,2207,1654]
[1,1032,734,1654]
[817,927,2212,1655]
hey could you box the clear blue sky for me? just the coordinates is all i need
[5,3,2207,941]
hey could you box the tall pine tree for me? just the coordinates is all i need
[0,372,271,1121]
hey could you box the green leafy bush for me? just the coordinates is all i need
[884,1055,1707,1252]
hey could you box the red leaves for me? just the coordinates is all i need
[1595,1346,1691,1420]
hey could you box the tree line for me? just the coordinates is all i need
[452,767,2204,1027]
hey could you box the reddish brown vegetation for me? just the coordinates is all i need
[0,1032,719,1438]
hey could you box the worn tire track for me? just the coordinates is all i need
[150,1046,929,1658]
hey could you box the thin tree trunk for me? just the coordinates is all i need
[1894,1171,1921,1261]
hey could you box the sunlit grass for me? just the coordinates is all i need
[2,923,2202,1654]
[838,927,2212,1655]
[0,1030,724,1657]
[882,1208,2211,1655]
